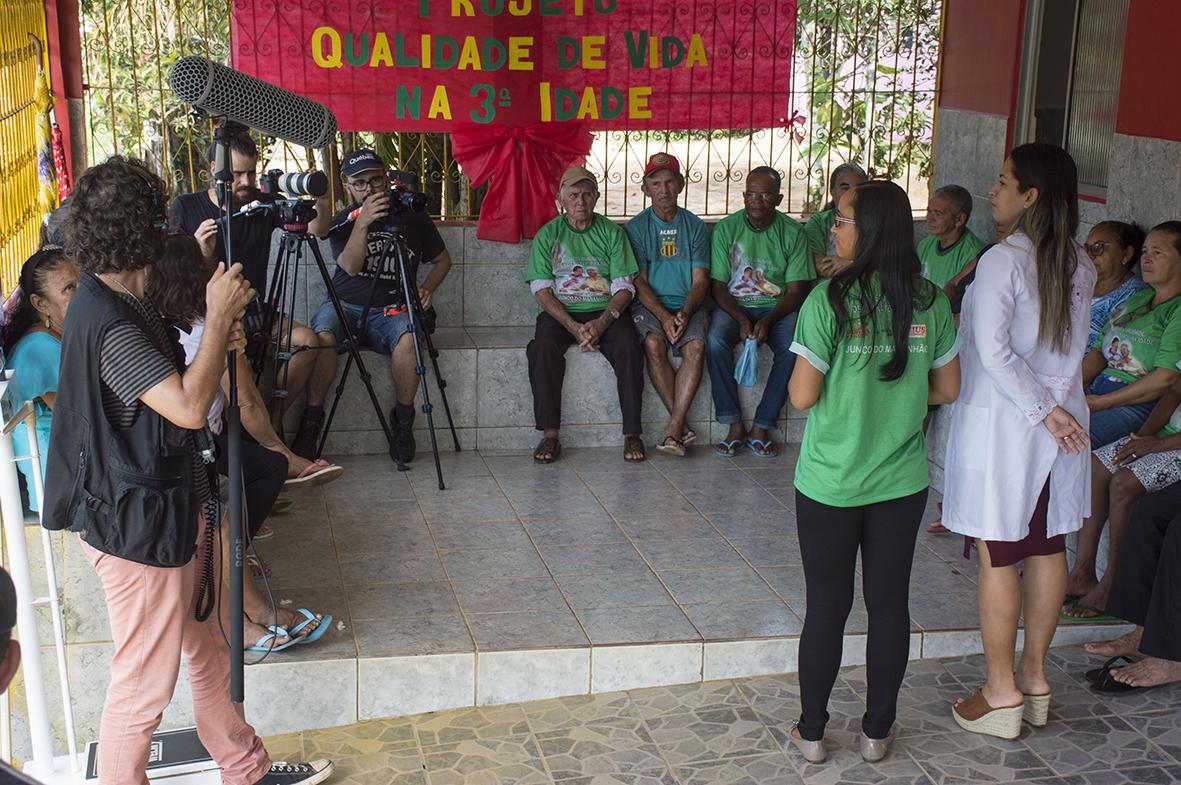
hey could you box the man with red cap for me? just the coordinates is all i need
[525,165,644,462]
[625,153,710,456]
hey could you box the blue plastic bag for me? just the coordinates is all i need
[734,338,759,387]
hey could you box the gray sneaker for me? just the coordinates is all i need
[252,760,334,785]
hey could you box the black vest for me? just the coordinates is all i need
[42,273,199,567]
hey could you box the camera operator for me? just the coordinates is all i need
[297,149,452,463]
[170,131,337,448]
[42,157,333,785]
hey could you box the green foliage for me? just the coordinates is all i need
[794,0,942,210]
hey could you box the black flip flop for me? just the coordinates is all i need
[1092,669,1143,694]
[1085,655,1138,684]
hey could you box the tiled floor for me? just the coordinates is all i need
[262,647,1181,785]
[262,445,982,660]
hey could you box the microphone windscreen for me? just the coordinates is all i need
[169,57,338,149]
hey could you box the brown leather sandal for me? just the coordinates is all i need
[533,437,562,463]
[951,688,1023,739]
[623,435,646,462]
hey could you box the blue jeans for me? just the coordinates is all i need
[1088,375,1158,448]
[706,307,797,431]
[310,299,413,355]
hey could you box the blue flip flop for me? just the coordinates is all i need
[747,439,779,458]
[289,608,333,644]
[715,439,745,457]
[247,626,299,653]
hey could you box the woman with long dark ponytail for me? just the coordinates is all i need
[943,143,1095,739]
[1,247,79,510]
[786,180,961,763]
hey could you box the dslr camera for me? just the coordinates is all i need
[386,169,428,214]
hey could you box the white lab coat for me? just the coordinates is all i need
[943,232,1096,541]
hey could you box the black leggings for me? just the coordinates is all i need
[214,432,288,542]
[795,488,927,741]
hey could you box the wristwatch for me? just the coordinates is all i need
[608,307,621,320]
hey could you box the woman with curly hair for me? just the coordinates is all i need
[42,156,333,785]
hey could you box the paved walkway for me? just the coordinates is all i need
[262,646,1181,785]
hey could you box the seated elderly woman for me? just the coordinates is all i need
[0,247,79,511]
[1086,221,1149,346]
[1064,379,1181,619]
[1083,222,1181,448]
[147,233,340,651]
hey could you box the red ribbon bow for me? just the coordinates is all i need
[451,123,594,244]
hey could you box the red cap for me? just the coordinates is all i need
[643,152,681,178]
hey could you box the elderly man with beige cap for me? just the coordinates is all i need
[525,165,644,462]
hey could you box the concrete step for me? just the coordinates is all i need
[277,326,807,456]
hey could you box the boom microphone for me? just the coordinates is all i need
[168,56,338,149]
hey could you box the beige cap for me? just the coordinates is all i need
[560,165,597,190]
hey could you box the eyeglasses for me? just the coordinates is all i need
[833,214,856,227]
[348,174,388,192]
[742,191,778,201]
[1084,241,1110,258]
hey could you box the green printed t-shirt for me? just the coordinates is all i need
[625,207,710,310]
[790,277,959,507]
[918,229,984,287]
[526,213,639,313]
[803,208,836,257]
[709,211,814,310]
[1092,288,1181,384]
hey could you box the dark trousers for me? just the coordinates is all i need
[795,488,928,741]
[1106,480,1181,661]
[526,310,644,434]
[214,432,288,541]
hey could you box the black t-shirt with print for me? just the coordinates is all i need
[327,205,446,308]
[170,191,280,295]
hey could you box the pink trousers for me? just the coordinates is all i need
[82,531,271,785]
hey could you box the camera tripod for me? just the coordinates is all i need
[318,224,460,489]
[257,207,404,476]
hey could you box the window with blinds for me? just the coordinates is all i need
[1017,0,1129,195]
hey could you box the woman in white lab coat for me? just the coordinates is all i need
[943,143,1096,739]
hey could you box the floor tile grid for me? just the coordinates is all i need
[564,457,808,643]
[891,653,1180,784]
[398,452,588,655]
[353,448,961,652]
[267,644,1181,785]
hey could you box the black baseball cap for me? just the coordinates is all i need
[342,149,385,178]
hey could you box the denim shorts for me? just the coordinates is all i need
[310,299,413,355]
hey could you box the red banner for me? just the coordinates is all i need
[232,0,797,132]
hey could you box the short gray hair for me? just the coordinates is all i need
[933,184,973,222]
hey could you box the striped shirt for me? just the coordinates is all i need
[98,291,215,517]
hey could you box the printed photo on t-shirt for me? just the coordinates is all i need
[1104,329,1149,376]
[725,244,781,300]
[551,244,611,304]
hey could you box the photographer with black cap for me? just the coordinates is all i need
[171,131,338,452]
[295,148,452,463]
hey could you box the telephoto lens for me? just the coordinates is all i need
[276,170,329,198]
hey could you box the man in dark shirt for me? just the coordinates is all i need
[298,149,452,463]
[170,131,337,451]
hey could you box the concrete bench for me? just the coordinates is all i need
[269,225,808,455]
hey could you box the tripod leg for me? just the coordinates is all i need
[305,238,404,469]
[391,242,445,488]
[420,329,462,452]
